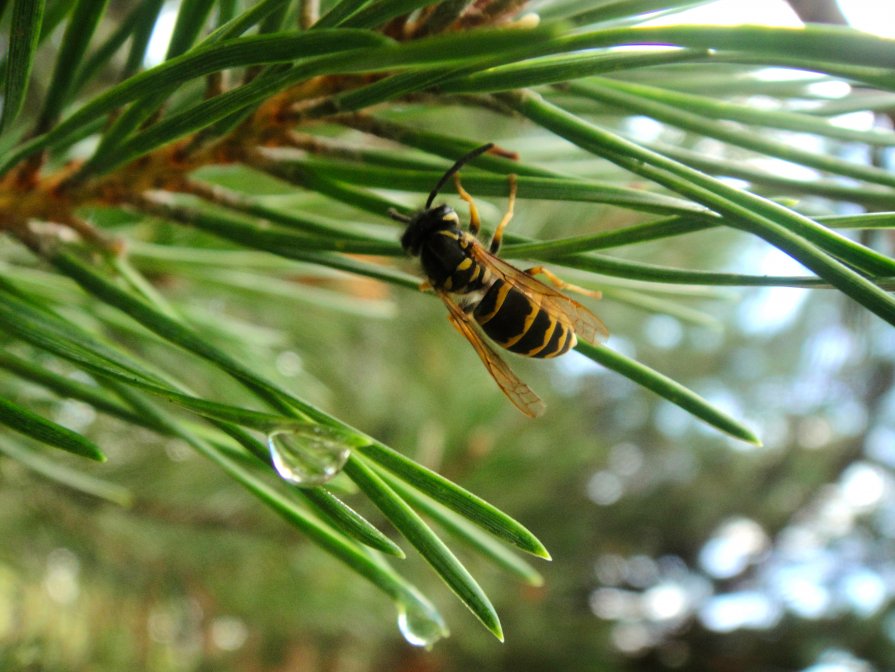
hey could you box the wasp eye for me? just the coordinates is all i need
[400,224,421,255]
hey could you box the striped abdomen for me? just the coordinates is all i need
[473,278,576,358]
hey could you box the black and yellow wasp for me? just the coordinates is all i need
[390,143,608,417]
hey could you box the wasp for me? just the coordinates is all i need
[390,143,608,417]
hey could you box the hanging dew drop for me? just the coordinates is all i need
[267,424,354,487]
[396,601,448,649]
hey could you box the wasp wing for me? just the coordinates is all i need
[437,291,546,418]
[469,244,609,345]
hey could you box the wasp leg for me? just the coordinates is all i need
[419,280,433,292]
[453,173,482,236]
[489,174,517,254]
[525,265,603,300]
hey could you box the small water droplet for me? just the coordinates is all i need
[396,601,448,649]
[267,425,353,487]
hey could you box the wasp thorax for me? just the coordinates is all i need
[399,204,461,256]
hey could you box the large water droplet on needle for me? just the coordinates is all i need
[267,425,353,487]
[396,601,448,649]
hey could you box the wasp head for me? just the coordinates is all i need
[391,205,461,257]
[389,143,494,256]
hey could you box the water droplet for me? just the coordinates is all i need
[396,601,448,649]
[267,425,354,487]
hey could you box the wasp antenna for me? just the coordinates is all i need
[426,143,495,209]
[388,208,412,223]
